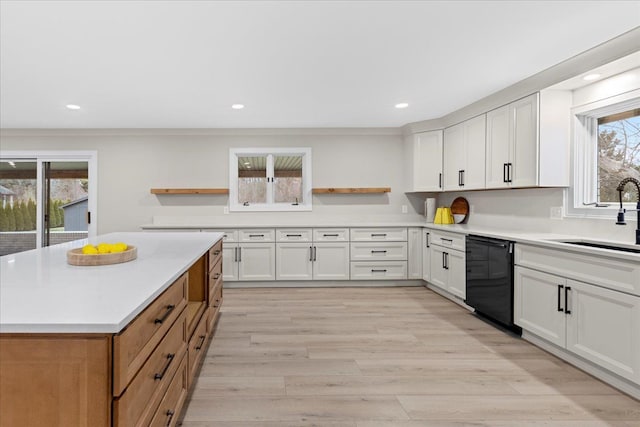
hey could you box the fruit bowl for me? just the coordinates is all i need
[67,245,137,266]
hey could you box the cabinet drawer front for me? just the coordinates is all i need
[350,242,407,261]
[113,273,188,396]
[207,291,223,333]
[313,228,349,242]
[209,258,222,304]
[515,244,640,297]
[208,240,223,271]
[430,230,465,251]
[148,353,188,427]
[187,311,209,388]
[209,271,223,308]
[350,261,407,280]
[350,228,407,242]
[238,229,276,242]
[276,228,313,242]
[114,311,187,427]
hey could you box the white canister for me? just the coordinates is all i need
[424,198,436,223]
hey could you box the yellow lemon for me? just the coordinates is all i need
[111,242,127,253]
[97,243,112,254]
[82,244,98,255]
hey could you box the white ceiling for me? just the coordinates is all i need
[1,1,639,129]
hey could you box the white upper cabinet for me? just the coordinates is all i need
[443,114,486,191]
[486,91,571,189]
[405,130,443,192]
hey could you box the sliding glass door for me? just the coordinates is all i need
[0,152,96,256]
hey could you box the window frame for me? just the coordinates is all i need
[229,147,312,212]
[566,89,640,220]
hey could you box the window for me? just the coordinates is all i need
[568,91,640,218]
[229,148,312,211]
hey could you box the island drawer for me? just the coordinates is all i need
[208,285,223,332]
[208,240,223,271]
[113,272,188,396]
[350,242,407,261]
[148,353,188,427]
[430,230,465,251]
[209,260,223,304]
[350,261,408,280]
[350,228,407,242]
[187,310,209,388]
[113,310,187,427]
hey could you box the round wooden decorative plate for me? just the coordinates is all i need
[67,246,137,266]
[450,197,469,224]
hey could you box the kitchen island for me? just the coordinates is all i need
[0,231,224,427]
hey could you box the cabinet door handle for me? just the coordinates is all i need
[165,409,175,427]
[371,269,387,273]
[507,163,513,183]
[238,247,242,262]
[154,353,175,380]
[439,173,442,188]
[286,234,302,237]
[442,252,446,269]
[313,246,317,262]
[503,163,508,183]
[234,246,238,262]
[565,286,572,315]
[195,335,206,350]
[371,250,387,254]
[557,285,564,312]
[425,232,430,248]
[213,273,220,280]
[154,305,175,325]
[309,246,314,262]
[213,249,221,256]
[371,233,387,237]
[323,233,339,237]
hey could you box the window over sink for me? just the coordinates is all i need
[229,147,312,212]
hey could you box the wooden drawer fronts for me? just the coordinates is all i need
[113,272,188,396]
[208,239,223,271]
[148,354,188,427]
[187,310,209,387]
[113,311,187,427]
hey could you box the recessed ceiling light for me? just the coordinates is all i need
[65,104,81,110]
[395,103,409,109]
[583,73,601,81]
[231,104,245,110]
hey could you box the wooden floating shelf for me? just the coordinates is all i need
[312,187,391,194]
[150,188,229,195]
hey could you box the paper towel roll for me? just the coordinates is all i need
[425,198,436,223]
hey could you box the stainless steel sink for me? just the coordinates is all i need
[556,240,640,254]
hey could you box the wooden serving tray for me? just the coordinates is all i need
[67,246,137,266]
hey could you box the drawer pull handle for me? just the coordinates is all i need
[213,273,221,280]
[195,335,206,350]
[213,250,221,256]
[154,305,175,325]
[286,234,302,237]
[371,269,387,273]
[323,233,339,237]
[249,234,265,237]
[371,233,387,237]
[371,250,387,254]
[154,353,175,380]
[165,409,175,427]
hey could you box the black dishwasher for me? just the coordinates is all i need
[465,235,520,334]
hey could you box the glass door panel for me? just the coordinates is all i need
[0,160,37,255]
[43,161,89,247]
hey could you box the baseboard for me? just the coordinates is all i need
[223,280,426,288]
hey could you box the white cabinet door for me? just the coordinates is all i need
[443,123,464,191]
[406,130,443,192]
[566,279,640,383]
[276,243,313,281]
[238,243,276,281]
[313,242,350,280]
[462,114,486,190]
[511,93,539,187]
[485,104,511,189]
[422,230,431,282]
[407,228,422,279]
[222,243,239,282]
[429,246,448,291]
[514,267,566,347]
[446,249,466,299]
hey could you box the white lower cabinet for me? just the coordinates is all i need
[276,243,313,280]
[222,243,239,282]
[313,242,350,280]
[237,243,276,281]
[515,266,640,385]
[422,229,431,282]
[276,242,349,281]
[428,231,466,299]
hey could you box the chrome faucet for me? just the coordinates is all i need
[615,177,640,244]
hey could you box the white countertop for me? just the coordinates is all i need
[0,232,223,334]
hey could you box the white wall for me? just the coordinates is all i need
[0,130,423,233]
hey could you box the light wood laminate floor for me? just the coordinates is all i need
[181,287,640,427]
